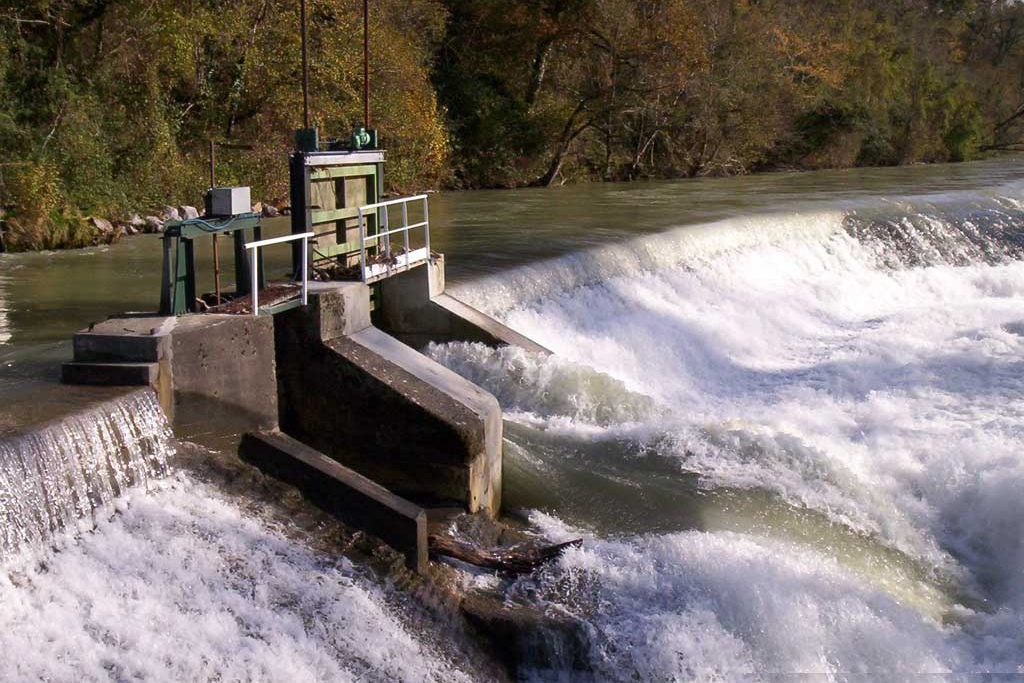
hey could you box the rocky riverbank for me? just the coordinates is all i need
[0,201,289,254]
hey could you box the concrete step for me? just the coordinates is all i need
[72,332,164,363]
[61,362,158,386]
[240,431,427,574]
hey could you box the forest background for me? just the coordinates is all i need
[1,0,1023,250]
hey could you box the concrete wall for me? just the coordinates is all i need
[375,256,551,354]
[64,314,278,431]
[169,315,278,429]
[274,283,502,516]
[240,430,428,573]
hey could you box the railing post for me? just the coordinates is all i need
[301,235,309,305]
[358,207,367,282]
[402,200,410,262]
[423,196,430,258]
[251,247,259,316]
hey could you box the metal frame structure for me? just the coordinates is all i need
[159,213,264,316]
[357,195,430,283]
[289,150,385,276]
[245,232,314,315]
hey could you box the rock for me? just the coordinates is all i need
[260,203,280,218]
[161,206,181,222]
[144,216,164,233]
[87,216,115,234]
[124,224,139,236]
[179,205,200,220]
[251,202,263,215]
[128,213,146,228]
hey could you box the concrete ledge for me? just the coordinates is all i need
[73,333,167,363]
[375,255,550,354]
[431,295,552,354]
[240,430,428,574]
[61,361,158,386]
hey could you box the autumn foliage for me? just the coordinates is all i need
[1,0,1023,248]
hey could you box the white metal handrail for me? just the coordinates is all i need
[244,231,314,315]
[357,194,430,282]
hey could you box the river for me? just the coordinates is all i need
[2,156,1023,680]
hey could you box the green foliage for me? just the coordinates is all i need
[434,0,1024,185]
[0,0,449,249]
[0,0,1022,250]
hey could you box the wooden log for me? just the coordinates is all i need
[428,535,582,573]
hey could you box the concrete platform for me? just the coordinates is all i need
[63,314,277,430]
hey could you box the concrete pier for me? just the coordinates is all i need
[61,255,545,546]
[275,282,503,516]
[63,314,278,429]
[376,256,551,354]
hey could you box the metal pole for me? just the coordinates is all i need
[363,0,369,128]
[358,208,367,282]
[251,247,259,315]
[301,0,310,130]
[301,236,309,305]
[209,139,221,305]
[423,197,430,258]
[402,201,409,260]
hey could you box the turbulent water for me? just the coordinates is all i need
[2,160,1024,681]
[0,477,479,682]
[0,389,171,555]
[0,393,479,682]
[429,180,1024,679]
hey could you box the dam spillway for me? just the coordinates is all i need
[0,387,171,556]
[1,159,1024,679]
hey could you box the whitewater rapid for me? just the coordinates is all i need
[0,475,477,682]
[432,186,1024,678]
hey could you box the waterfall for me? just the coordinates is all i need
[0,388,172,556]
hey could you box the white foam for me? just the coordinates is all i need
[0,477,473,682]
[432,204,1024,674]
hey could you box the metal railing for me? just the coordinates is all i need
[358,194,430,282]
[244,231,314,315]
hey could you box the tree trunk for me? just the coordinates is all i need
[535,100,591,187]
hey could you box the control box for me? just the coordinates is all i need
[206,186,251,217]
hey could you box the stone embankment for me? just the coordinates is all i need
[0,200,290,253]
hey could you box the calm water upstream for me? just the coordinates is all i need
[2,156,1024,680]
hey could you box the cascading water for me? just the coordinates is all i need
[0,388,172,556]
[0,387,490,681]
[430,181,1024,678]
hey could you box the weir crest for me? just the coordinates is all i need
[0,388,173,556]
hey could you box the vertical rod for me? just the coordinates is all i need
[209,139,216,188]
[301,236,309,305]
[363,0,369,128]
[358,208,367,282]
[209,138,220,304]
[213,235,221,304]
[423,197,430,258]
[402,201,409,260]
[301,0,310,130]
[251,247,259,315]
